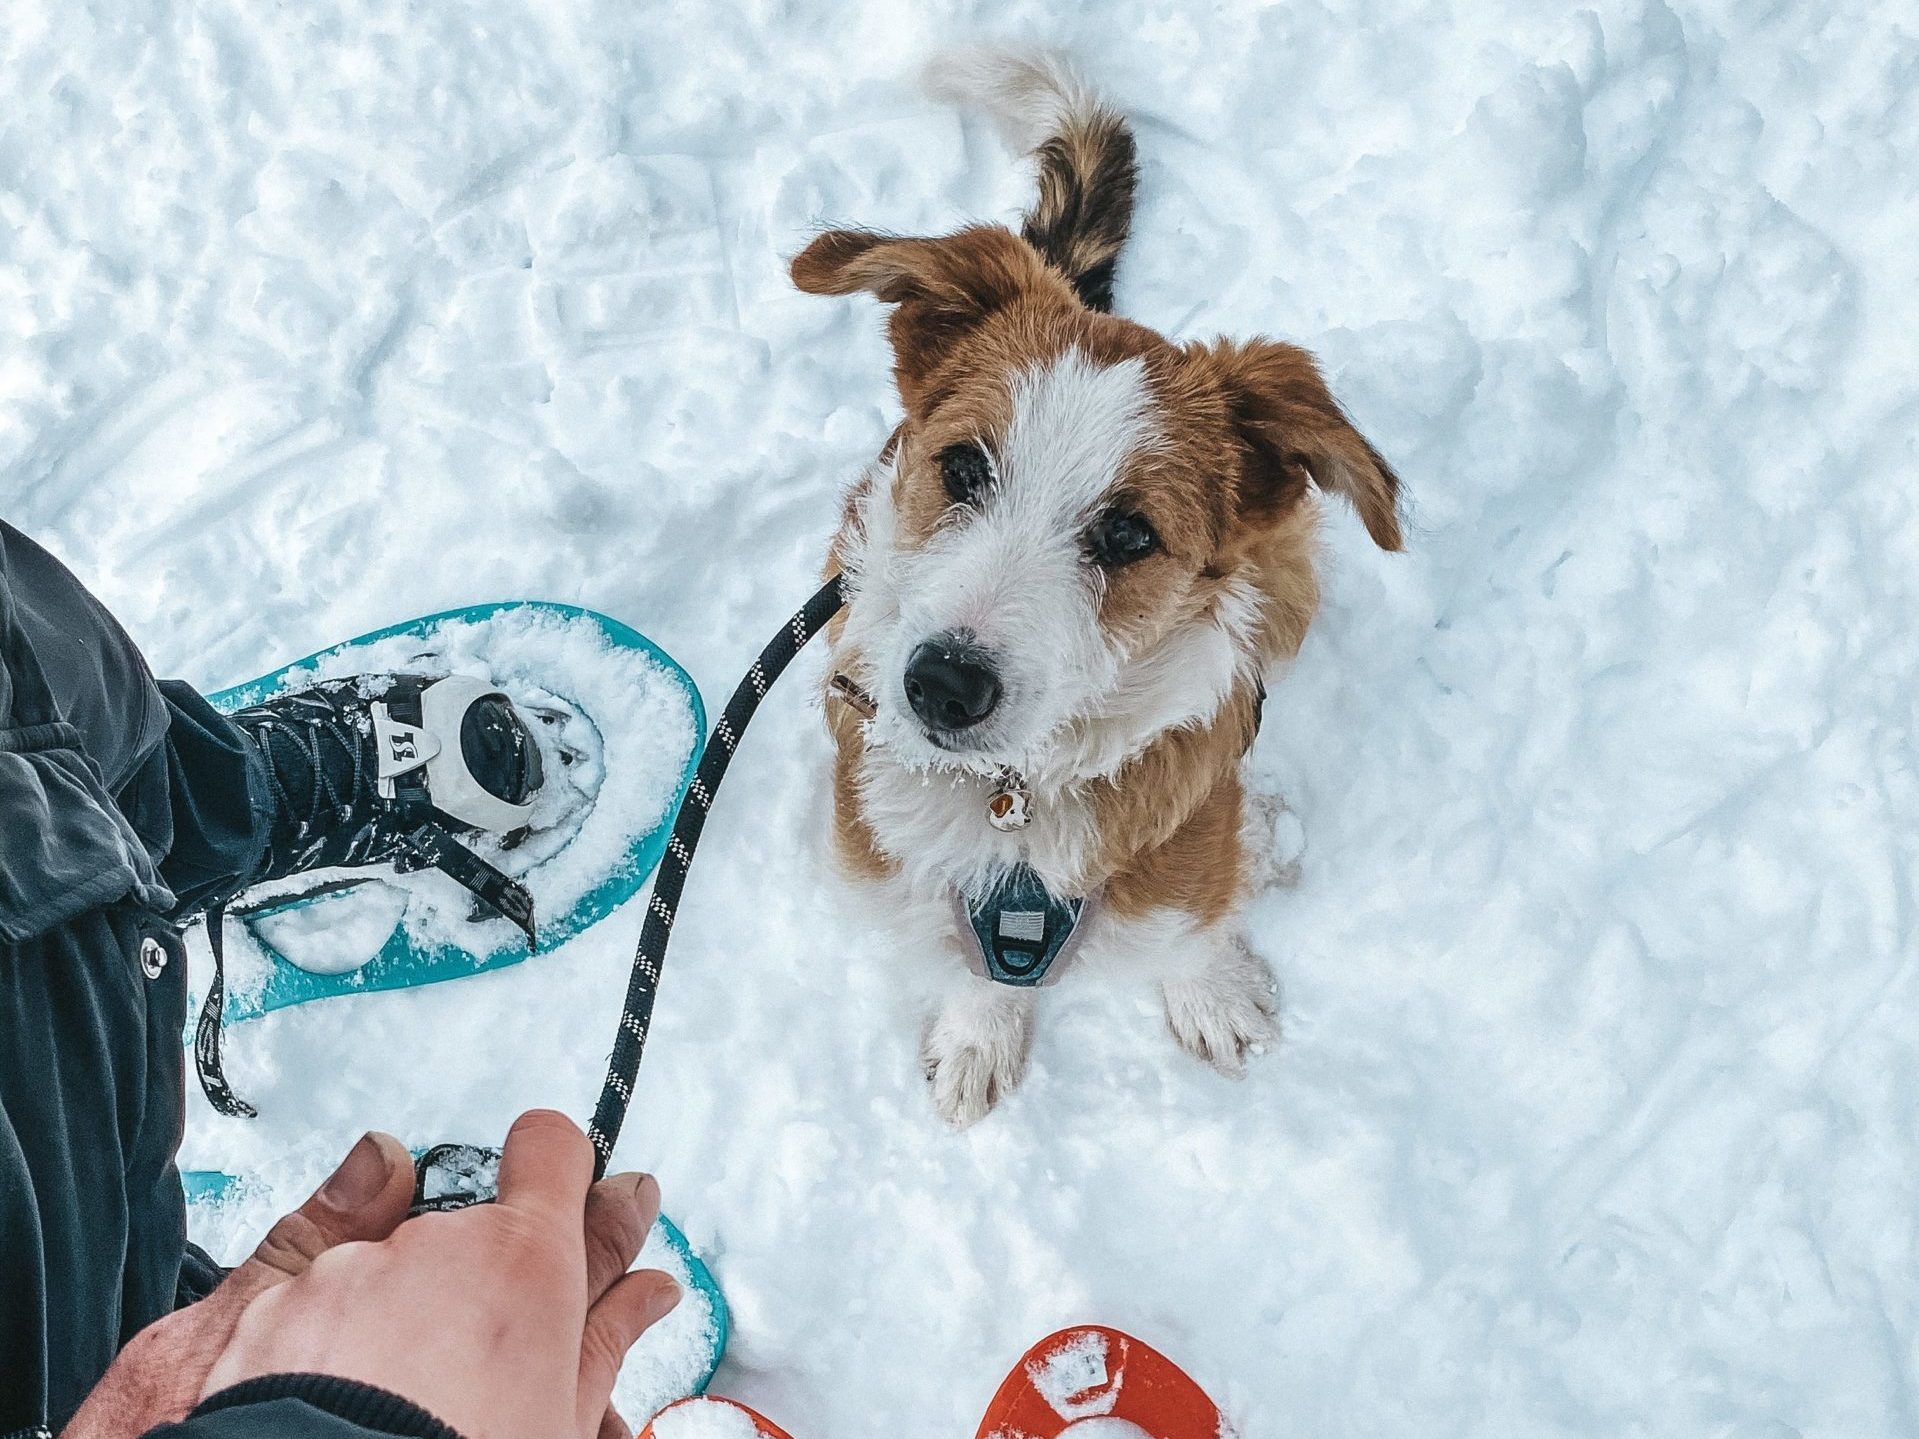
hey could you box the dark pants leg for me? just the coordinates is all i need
[1,521,264,1433]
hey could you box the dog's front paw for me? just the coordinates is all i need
[1162,939,1280,1077]
[921,991,1034,1128]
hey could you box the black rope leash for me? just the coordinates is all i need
[380,575,846,1208]
[583,573,847,1176]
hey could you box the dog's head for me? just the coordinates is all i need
[795,224,1400,782]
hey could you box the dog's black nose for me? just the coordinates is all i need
[904,636,1001,732]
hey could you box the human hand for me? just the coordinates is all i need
[201,1110,680,1439]
[64,1129,418,1436]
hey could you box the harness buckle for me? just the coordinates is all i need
[953,866,1098,988]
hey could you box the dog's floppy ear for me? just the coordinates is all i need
[792,225,1074,407]
[1196,338,1403,551]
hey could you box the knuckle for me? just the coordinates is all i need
[584,1226,629,1285]
[387,1208,475,1264]
[251,1210,331,1275]
[488,1208,557,1268]
[579,1314,626,1376]
[585,1199,645,1276]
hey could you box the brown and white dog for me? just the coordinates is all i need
[793,55,1402,1126]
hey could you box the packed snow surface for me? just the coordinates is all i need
[4,2,1916,1437]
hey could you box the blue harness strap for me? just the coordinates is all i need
[952,864,1098,987]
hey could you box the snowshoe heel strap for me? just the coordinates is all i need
[194,905,259,1119]
[193,829,532,1125]
[399,821,537,948]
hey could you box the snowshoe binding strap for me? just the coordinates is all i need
[585,573,848,1175]
[193,902,258,1119]
[192,832,535,1120]
[398,821,537,947]
[411,1142,502,1214]
[373,674,542,834]
[375,674,539,944]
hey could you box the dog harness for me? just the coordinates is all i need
[952,865,1099,987]
[945,678,1265,989]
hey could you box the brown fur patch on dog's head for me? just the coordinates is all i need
[1188,338,1403,552]
[793,225,1398,574]
[796,220,1398,791]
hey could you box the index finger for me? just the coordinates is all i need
[495,1109,596,1223]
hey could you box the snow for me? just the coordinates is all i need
[250,882,411,976]
[609,1227,727,1423]
[4,3,1916,1438]
[649,1399,775,1439]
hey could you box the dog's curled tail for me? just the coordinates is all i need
[928,48,1138,314]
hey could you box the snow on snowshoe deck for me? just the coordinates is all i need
[642,1398,796,1439]
[202,601,703,1017]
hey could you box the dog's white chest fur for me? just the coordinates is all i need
[854,753,1100,897]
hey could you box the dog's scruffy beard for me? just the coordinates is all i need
[837,457,1261,800]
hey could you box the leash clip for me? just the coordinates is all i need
[829,673,878,719]
[411,1142,501,1214]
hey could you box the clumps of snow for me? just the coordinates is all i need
[1030,1330,1120,1420]
[614,1223,725,1424]
[1058,1423,1152,1439]
[646,1399,770,1439]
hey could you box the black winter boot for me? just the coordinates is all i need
[233,673,543,886]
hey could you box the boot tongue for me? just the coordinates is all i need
[460,695,543,806]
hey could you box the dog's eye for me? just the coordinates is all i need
[1088,508,1160,568]
[938,443,993,505]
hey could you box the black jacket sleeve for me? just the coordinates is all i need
[0,521,176,942]
[144,1377,466,1439]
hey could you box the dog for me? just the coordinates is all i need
[792,53,1402,1126]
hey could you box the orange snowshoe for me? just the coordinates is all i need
[974,1325,1228,1439]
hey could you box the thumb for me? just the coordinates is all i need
[575,1270,682,1438]
[224,1131,416,1296]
